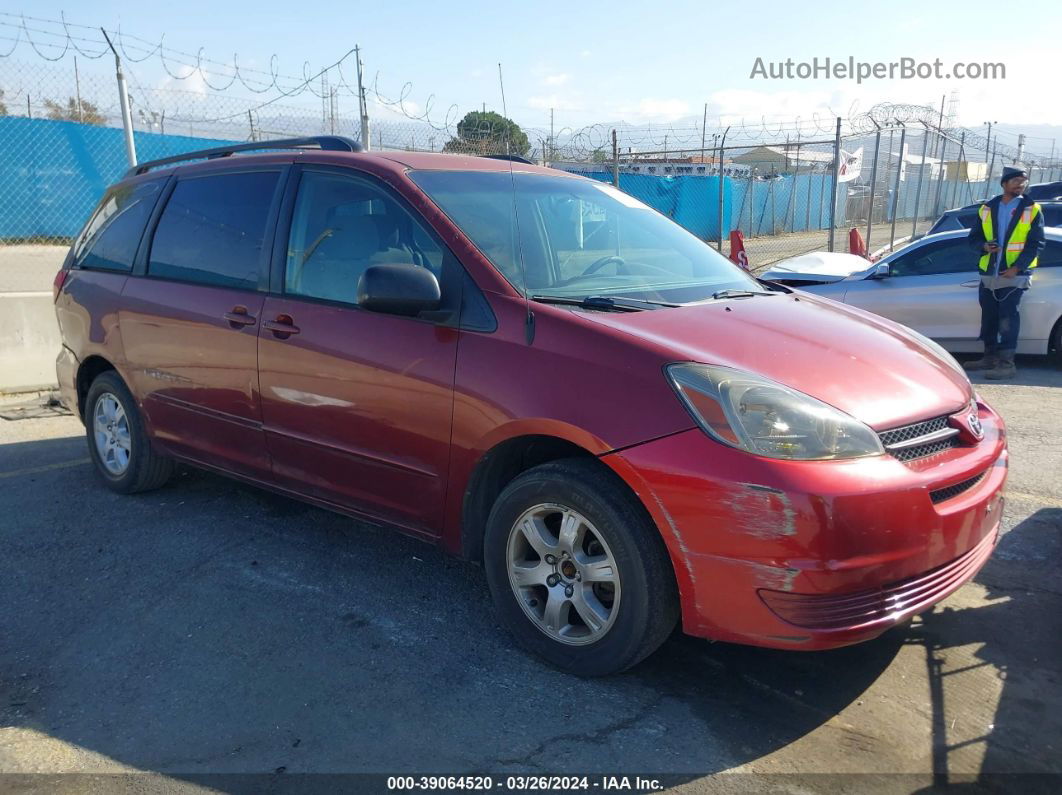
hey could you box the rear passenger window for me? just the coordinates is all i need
[74,180,162,272]
[148,171,279,290]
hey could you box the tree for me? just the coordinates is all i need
[44,97,106,126]
[0,89,7,117]
[443,111,529,157]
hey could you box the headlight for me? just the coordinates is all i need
[666,364,885,460]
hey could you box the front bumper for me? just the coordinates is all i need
[605,399,1007,650]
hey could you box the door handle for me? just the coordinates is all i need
[263,315,300,338]
[224,306,257,327]
[960,280,980,288]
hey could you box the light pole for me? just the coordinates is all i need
[983,121,997,164]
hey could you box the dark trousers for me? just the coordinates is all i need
[978,284,1025,352]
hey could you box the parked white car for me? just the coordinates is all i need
[761,229,1062,356]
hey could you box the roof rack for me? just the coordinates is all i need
[481,153,535,165]
[124,135,363,178]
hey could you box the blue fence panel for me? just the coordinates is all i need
[0,116,237,240]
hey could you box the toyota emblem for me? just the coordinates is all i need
[967,410,984,440]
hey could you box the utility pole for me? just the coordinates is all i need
[73,56,83,122]
[828,116,841,252]
[355,45,370,150]
[612,128,619,188]
[912,123,931,237]
[550,108,554,167]
[934,94,945,157]
[1016,134,1026,164]
[716,126,731,251]
[889,122,906,253]
[701,102,707,157]
[984,120,996,164]
[101,28,136,167]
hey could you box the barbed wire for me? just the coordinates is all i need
[2,12,1058,168]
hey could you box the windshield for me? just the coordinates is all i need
[409,170,761,303]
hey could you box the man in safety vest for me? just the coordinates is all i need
[964,165,1045,379]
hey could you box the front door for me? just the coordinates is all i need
[257,167,460,534]
[842,238,981,344]
[121,168,285,480]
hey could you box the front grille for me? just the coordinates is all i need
[758,529,998,630]
[879,415,961,462]
[891,437,961,462]
[930,472,986,504]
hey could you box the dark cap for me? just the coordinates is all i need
[1000,165,1028,185]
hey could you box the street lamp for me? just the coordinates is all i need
[984,121,997,164]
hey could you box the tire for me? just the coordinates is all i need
[483,458,679,676]
[84,371,173,494]
[1050,317,1062,365]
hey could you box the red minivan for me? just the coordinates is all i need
[55,137,1006,675]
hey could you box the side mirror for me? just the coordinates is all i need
[872,262,890,279]
[357,264,441,316]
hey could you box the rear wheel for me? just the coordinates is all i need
[484,459,678,676]
[85,371,173,493]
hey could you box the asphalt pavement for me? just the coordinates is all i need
[0,360,1060,793]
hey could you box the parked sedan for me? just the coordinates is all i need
[926,200,1062,236]
[762,229,1062,356]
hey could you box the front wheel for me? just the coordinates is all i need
[483,459,678,676]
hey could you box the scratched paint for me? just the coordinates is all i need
[726,484,799,537]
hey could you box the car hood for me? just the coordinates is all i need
[760,252,871,283]
[578,292,972,430]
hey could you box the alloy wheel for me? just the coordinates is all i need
[93,393,131,476]
[506,503,621,645]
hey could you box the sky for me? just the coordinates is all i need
[7,0,1062,155]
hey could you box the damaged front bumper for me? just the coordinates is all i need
[603,401,1007,650]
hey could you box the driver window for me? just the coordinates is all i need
[285,170,446,304]
[888,240,977,277]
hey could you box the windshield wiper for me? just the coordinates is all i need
[531,295,680,311]
[709,288,777,300]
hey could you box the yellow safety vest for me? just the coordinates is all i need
[979,201,1041,272]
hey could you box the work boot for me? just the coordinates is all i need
[963,349,998,371]
[985,350,1016,380]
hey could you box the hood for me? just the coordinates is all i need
[579,292,972,430]
[760,252,871,284]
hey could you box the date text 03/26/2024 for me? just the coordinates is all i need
[386,776,664,791]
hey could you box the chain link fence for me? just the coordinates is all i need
[3,43,1061,284]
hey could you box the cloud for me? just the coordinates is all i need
[543,73,569,86]
[580,50,591,58]
[617,98,692,123]
[527,94,583,112]
[156,66,209,96]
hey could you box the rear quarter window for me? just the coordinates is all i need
[73,180,163,272]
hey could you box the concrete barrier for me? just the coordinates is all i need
[0,292,61,393]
